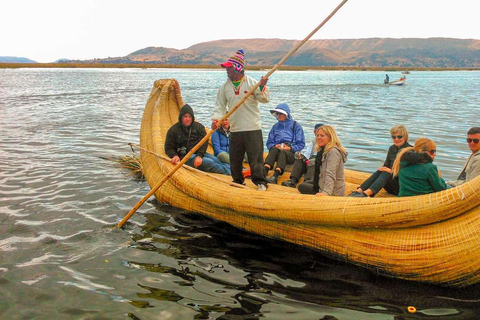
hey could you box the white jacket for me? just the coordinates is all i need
[213,75,270,132]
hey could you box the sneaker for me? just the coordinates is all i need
[281,179,297,188]
[257,184,268,191]
[348,191,368,197]
[267,175,278,184]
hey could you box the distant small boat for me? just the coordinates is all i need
[402,71,410,74]
[387,77,406,86]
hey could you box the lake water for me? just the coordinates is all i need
[1,68,480,319]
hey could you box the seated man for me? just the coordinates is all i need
[165,104,231,175]
[281,123,323,188]
[448,127,480,187]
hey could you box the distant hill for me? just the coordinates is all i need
[77,38,480,68]
[0,56,37,63]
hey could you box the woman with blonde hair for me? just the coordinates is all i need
[298,125,348,196]
[392,137,447,197]
[348,125,411,197]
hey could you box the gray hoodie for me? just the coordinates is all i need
[305,147,348,196]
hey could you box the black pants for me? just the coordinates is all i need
[359,170,399,196]
[289,158,307,182]
[264,147,295,174]
[230,130,268,186]
[298,181,316,194]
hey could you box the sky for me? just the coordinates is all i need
[2,0,479,63]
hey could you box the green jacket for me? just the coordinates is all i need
[398,152,447,197]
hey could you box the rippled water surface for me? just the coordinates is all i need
[1,68,480,319]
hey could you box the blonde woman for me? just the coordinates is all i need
[348,125,411,197]
[392,137,447,197]
[298,125,347,196]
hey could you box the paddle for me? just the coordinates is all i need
[117,0,349,228]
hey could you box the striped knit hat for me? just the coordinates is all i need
[220,49,245,73]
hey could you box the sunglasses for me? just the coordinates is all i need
[424,149,437,154]
[391,135,403,139]
[467,138,480,144]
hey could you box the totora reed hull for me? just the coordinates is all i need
[139,79,480,287]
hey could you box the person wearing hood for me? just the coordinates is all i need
[211,48,270,191]
[264,103,305,184]
[297,125,347,196]
[391,137,447,197]
[165,104,231,175]
[211,118,231,164]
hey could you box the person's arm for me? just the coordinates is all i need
[210,131,221,156]
[291,124,305,153]
[266,126,276,150]
[428,164,448,192]
[467,155,480,181]
[164,127,178,159]
[304,142,314,159]
[195,125,208,158]
[254,77,270,103]
[319,149,342,196]
[212,86,227,129]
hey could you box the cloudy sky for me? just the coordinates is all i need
[2,0,479,63]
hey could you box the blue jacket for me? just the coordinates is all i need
[266,103,305,153]
[211,129,229,156]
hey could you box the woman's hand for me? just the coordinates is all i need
[378,166,391,173]
[315,192,327,197]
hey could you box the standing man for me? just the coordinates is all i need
[212,49,270,191]
[448,127,480,187]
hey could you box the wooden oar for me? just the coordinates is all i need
[117,0,349,228]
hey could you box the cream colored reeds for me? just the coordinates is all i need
[139,79,480,287]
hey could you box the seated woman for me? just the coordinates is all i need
[348,125,412,197]
[392,137,447,197]
[298,125,348,196]
[264,103,305,184]
[211,118,230,163]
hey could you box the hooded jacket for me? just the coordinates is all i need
[266,103,305,153]
[398,151,447,197]
[304,147,348,196]
[211,127,230,156]
[164,104,208,159]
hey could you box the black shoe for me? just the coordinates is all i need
[348,191,368,197]
[281,179,296,188]
[267,175,278,184]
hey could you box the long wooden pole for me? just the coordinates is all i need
[117,0,349,228]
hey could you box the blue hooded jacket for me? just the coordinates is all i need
[266,103,305,153]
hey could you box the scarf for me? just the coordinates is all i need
[313,147,325,193]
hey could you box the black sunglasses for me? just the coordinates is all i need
[424,149,437,154]
[391,135,403,139]
[467,138,480,144]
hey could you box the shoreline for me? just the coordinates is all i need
[1,62,479,71]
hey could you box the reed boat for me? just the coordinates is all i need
[139,78,480,287]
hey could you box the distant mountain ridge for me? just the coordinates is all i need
[0,56,37,63]
[83,38,480,68]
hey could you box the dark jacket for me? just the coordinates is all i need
[384,141,412,168]
[398,151,447,197]
[164,104,208,159]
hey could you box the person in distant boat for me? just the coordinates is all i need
[384,74,389,84]
[447,127,480,187]
[281,122,323,188]
[297,125,347,196]
[348,125,412,197]
[264,103,305,184]
[392,137,447,197]
[211,118,231,163]
[165,104,231,175]
[211,48,270,191]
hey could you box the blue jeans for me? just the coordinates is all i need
[186,153,231,175]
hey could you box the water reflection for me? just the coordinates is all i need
[126,200,480,319]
